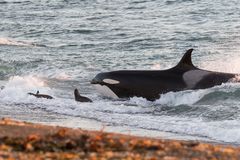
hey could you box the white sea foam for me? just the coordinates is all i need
[2,75,240,144]
[0,38,34,47]
[153,82,240,106]
[0,75,53,102]
[118,115,240,143]
[229,74,240,83]
[155,89,210,106]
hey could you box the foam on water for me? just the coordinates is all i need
[0,75,53,102]
[154,82,240,106]
[0,38,34,47]
[2,75,240,144]
[156,90,210,106]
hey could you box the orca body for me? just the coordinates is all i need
[74,88,92,102]
[91,49,237,101]
[28,91,53,99]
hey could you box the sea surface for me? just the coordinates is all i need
[1,0,240,145]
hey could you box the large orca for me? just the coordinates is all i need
[91,49,238,101]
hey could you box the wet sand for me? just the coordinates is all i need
[0,118,240,160]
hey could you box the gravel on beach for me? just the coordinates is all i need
[0,118,240,160]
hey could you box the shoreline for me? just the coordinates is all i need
[0,118,240,159]
[0,105,223,145]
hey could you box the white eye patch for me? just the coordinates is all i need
[103,79,120,84]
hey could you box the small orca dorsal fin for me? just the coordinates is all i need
[175,49,196,69]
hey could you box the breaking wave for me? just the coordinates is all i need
[0,38,44,47]
[1,75,240,144]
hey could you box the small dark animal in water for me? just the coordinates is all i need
[28,91,53,99]
[74,88,92,102]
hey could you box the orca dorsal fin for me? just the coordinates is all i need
[175,49,196,69]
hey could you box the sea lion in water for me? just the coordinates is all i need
[28,91,53,99]
[74,88,92,102]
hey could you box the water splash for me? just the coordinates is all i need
[155,90,210,106]
[229,74,240,83]
[0,75,53,102]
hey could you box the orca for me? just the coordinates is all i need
[91,49,238,101]
[74,88,92,102]
[28,91,53,99]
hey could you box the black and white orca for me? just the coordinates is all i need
[91,49,238,101]
[28,91,54,99]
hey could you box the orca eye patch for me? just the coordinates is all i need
[103,79,120,84]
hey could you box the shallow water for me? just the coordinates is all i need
[1,0,240,144]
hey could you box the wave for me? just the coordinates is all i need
[0,38,31,46]
[1,74,240,144]
[0,38,45,47]
[0,75,52,102]
[2,74,240,108]
[151,83,240,106]
[0,59,15,78]
[0,0,31,4]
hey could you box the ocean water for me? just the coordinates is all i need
[1,0,240,144]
